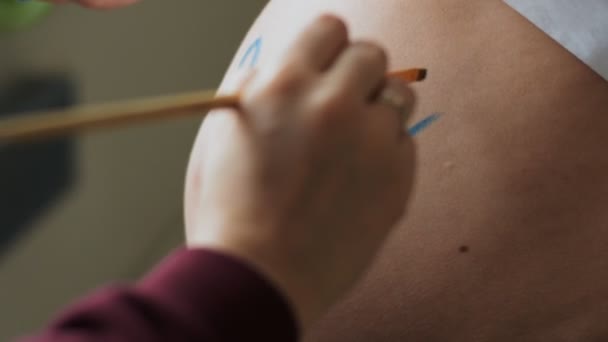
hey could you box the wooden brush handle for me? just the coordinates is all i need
[0,90,239,142]
[0,68,425,143]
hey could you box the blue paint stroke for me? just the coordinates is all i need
[408,113,442,136]
[239,37,263,69]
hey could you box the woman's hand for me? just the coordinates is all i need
[43,0,139,9]
[184,15,417,329]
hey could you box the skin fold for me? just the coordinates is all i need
[188,0,608,341]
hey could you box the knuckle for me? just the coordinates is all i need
[319,93,347,116]
[353,41,388,66]
[269,72,305,97]
[317,14,349,39]
[248,69,308,106]
[310,89,356,128]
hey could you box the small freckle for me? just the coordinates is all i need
[459,245,469,253]
[443,161,455,170]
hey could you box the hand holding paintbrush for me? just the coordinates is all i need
[16,14,422,340]
[183,17,421,328]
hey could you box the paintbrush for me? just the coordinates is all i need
[0,68,426,142]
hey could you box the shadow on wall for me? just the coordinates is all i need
[0,76,76,256]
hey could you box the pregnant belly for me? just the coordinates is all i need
[191,0,608,340]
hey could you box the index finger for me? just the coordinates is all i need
[283,15,350,72]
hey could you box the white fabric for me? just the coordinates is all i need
[504,0,608,82]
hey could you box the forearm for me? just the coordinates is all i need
[20,248,298,342]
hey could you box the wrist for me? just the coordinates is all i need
[138,248,299,341]
[187,222,327,330]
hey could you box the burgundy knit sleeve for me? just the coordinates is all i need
[19,248,299,342]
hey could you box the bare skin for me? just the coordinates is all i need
[188,0,608,341]
[185,16,417,329]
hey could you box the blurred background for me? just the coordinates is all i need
[0,1,266,339]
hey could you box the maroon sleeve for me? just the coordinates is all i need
[20,248,299,342]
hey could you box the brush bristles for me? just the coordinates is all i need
[416,68,428,81]
[390,68,428,83]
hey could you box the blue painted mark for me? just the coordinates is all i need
[235,37,440,137]
[408,113,442,136]
[239,37,263,69]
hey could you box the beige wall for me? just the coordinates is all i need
[0,1,266,339]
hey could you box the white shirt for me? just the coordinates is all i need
[505,0,608,82]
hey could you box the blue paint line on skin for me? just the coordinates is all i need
[239,37,263,69]
[408,113,442,136]
[235,37,440,137]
